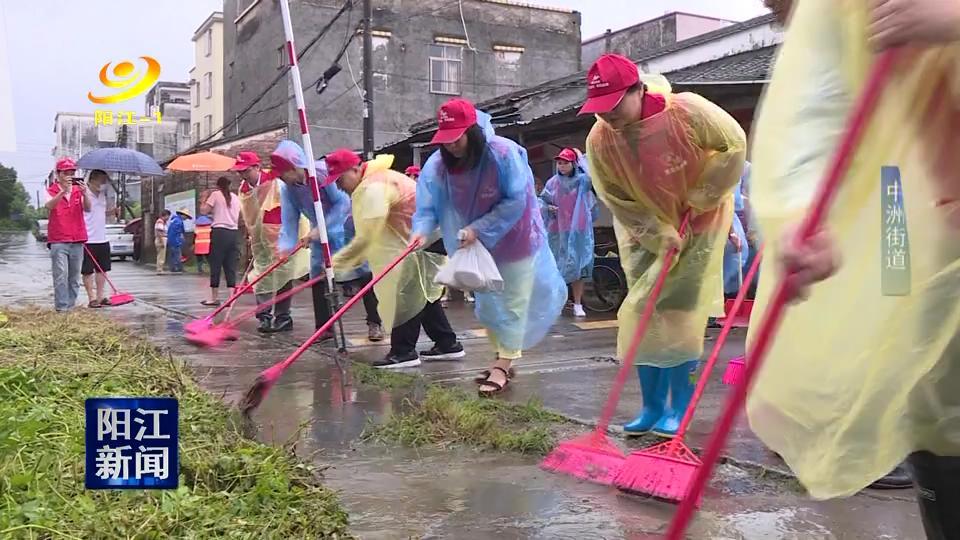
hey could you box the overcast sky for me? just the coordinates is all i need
[0,0,769,200]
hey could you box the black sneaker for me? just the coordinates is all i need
[313,331,336,346]
[256,315,273,333]
[372,351,422,369]
[867,464,912,489]
[420,342,465,361]
[268,315,293,333]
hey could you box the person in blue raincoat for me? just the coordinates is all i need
[722,173,750,298]
[539,147,599,318]
[410,98,567,397]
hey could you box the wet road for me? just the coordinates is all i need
[0,232,924,539]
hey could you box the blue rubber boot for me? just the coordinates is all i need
[623,366,668,436]
[652,360,699,438]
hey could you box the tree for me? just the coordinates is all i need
[0,163,39,230]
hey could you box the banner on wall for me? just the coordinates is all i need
[164,189,196,233]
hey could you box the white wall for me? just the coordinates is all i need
[190,18,224,143]
[642,21,782,76]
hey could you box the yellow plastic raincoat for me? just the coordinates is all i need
[331,155,445,331]
[586,75,745,368]
[238,173,310,295]
[747,0,960,499]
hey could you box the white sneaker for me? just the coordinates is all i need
[573,304,587,318]
[464,292,475,303]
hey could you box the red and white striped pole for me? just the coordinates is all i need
[279,0,335,291]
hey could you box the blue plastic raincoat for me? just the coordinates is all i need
[413,110,566,354]
[539,152,599,283]
[275,141,351,278]
[722,177,750,296]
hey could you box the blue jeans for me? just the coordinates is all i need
[50,242,83,311]
[167,245,183,272]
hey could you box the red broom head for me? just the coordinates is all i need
[109,293,135,306]
[183,318,213,335]
[541,432,626,485]
[614,441,703,505]
[721,356,746,386]
[185,325,238,348]
[239,364,284,414]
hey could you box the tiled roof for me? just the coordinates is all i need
[664,45,776,83]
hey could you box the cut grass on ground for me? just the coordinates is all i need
[0,308,351,539]
[361,379,568,455]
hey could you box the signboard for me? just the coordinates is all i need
[880,166,911,296]
[164,189,196,232]
[85,397,179,489]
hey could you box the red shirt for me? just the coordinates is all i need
[46,183,88,243]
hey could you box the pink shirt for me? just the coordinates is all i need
[205,190,240,230]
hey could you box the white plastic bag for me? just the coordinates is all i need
[435,239,504,292]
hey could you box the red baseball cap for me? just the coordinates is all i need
[555,148,578,162]
[578,54,641,116]
[231,151,261,171]
[55,157,77,172]
[430,98,478,145]
[325,149,362,182]
[405,165,421,176]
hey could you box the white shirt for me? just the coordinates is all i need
[84,188,108,243]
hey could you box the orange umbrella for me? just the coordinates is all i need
[167,152,236,172]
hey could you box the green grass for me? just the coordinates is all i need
[362,383,568,455]
[350,361,419,390]
[0,308,351,539]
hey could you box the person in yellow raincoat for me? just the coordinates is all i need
[748,0,960,536]
[234,151,310,333]
[323,149,464,369]
[580,53,745,437]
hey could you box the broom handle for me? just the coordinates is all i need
[674,244,764,440]
[223,257,256,322]
[667,49,899,540]
[82,243,123,295]
[224,272,326,330]
[201,243,303,321]
[595,212,691,435]
[274,241,421,373]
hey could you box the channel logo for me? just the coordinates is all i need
[88,56,161,105]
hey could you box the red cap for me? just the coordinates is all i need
[405,165,421,176]
[325,149,362,182]
[430,98,478,145]
[231,151,261,171]
[555,148,578,162]
[578,54,640,116]
[55,157,77,172]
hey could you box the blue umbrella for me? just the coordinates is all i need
[76,148,164,176]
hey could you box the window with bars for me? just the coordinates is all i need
[192,81,200,108]
[97,125,116,143]
[428,44,462,95]
[137,124,155,144]
[204,115,213,137]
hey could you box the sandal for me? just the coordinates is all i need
[200,300,221,307]
[477,366,512,397]
[473,366,516,383]
[88,300,102,309]
[100,298,112,306]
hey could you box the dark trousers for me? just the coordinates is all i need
[389,299,457,356]
[909,451,960,540]
[311,279,333,331]
[256,280,292,320]
[341,273,382,326]
[209,228,239,288]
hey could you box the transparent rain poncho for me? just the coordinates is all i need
[332,154,445,331]
[539,151,599,283]
[413,111,566,353]
[723,178,750,296]
[586,75,746,368]
[747,0,960,499]
[239,172,310,294]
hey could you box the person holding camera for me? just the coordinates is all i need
[44,158,91,312]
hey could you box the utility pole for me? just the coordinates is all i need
[116,124,128,222]
[362,0,374,159]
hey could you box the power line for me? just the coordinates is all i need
[190,0,356,149]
